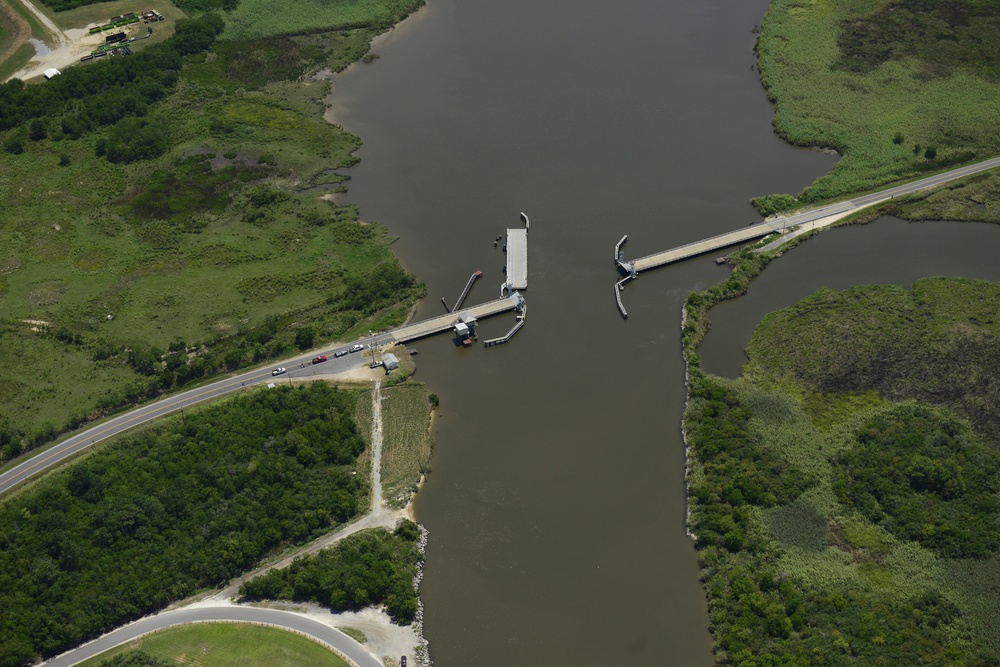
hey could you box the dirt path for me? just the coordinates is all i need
[0,1,31,67]
[181,380,421,664]
[4,0,107,82]
[17,0,64,43]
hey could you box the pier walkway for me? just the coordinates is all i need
[447,270,482,312]
[483,303,527,347]
[388,294,524,343]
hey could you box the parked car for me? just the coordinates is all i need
[349,343,365,353]
[369,361,383,369]
[312,355,328,364]
[334,350,348,358]
[271,367,286,376]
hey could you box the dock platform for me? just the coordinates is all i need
[483,303,527,347]
[506,228,528,290]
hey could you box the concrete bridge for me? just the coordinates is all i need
[388,293,525,343]
[613,155,1000,317]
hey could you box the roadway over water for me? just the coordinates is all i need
[389,294,524,343]
[614,155,1000,316]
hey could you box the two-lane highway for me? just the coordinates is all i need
[0,341,373,497]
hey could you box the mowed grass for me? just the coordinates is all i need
[75,623,350,667]
[755,0,1000,204]
[49,0,185,31]
[379,381,433,506]
[7,0,45,39]
[221,0,422,41]
[0,41,33,80]
[354,376,432,507]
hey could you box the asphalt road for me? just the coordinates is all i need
[40,606,385,667]
[778,154,1000,229]
[0,339,380,497]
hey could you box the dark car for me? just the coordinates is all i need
[334,350,348,358]
[312,355,328,364]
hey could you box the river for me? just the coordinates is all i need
[326,0,840,664]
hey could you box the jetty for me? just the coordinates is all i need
[452,271,482,312]
[387,293,525,344]
[483,303,527,347]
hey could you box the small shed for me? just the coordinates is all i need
[383,353,399,371]
[453,322,470,339]
[43,68,61,80]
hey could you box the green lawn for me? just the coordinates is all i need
[76,623,350,667]
[48,0,185,30]
[6,0,45,39]
[0,41,34,79]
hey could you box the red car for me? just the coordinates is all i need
[312,355,328,364]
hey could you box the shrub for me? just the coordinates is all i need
[102,118,169,164]
[4,136,24,154]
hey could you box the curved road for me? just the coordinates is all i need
[0,340,379,497]
[40,606,384,667]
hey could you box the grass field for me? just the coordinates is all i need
[0,41,32,79]
[0,37,423,456]
[379,382,433,506]
[6,0,45,39]
[48,0,185,31]
[221,0,421,41]
[754,0,1000,210]
[76,623,350,667]
[354,377,432,507]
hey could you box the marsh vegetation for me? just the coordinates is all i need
[685,276,1000,664]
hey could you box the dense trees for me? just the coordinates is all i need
[683,273,1000,664]
[687,379,991,665]
[0,15,222,135]
[687,380,812,554]
[834,405,1000,558]
[241,522,423,624]
[0,384,367,667]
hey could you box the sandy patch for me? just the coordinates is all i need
[10,27,113,81]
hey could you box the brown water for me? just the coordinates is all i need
[327,0,839,664]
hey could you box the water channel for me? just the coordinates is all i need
[327,0,842,664]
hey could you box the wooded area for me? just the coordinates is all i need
[240,521,423,624]
[0,383,367,667]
